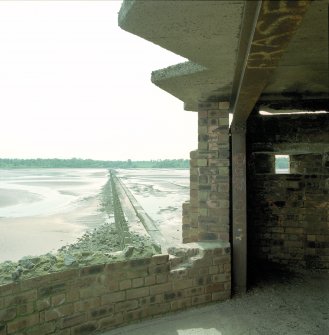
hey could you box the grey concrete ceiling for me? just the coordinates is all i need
[262,0,328,99]
[119,1,245,71]
[119,0,328,116]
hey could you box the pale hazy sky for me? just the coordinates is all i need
[0,1,197,161]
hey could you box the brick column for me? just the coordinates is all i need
[183,102,230,243]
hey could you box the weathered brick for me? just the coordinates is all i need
[115,299,138,312]
[164,290,184,301]
[0,307,16,321]
[44,304,74,321]
[212,291,231,301]
[60,313,86,329]
[74,297,101,313]
[148,263,170,275]
[148,302,171,316]
[126,287,149,300]
[171,297,192,311]
[66,289,80,303]
[119,279,132,290]
[5,290,37,307]
[101,291,125,305]
[79,286,107,299]
[139,294,163,306]
[38,283,66,298]
[151,254,170,265]
[205,282,224,293]
[132,278,144,288]
[98,313,123,330]
[150,283,172,295]
[125,307,149,322]
[71,321,98,335]
[17,302,34,316]
[172,279,193,290]
[184,286,204,297]
[24,322,56,335]
[36,297,51,311]
[156,274,168,284]
[80,264,105,276]
[7,313,39,334]
[144,275,156,286]
[91,305,114,319]
[191,293,212,306]
[51,293,66,306]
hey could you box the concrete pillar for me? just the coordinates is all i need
[231,122,247,294]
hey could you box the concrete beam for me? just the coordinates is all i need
[231,0,311,126]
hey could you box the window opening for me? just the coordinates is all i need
[275,155,290,174]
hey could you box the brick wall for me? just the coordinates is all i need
[183,102,230,243]
[0,242,230,335]
[247,114,329,269]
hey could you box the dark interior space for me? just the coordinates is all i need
[246,112,329,288]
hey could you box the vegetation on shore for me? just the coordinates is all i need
[0,158,189,169]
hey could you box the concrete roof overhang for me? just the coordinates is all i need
[151,62,232,112]
[119,0,245,112]
[119,0,329,123]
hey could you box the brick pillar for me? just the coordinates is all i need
[182,101,230,243]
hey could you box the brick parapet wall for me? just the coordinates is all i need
[247,114,329,269]
[0,242,230,335]
[183,102,230,243]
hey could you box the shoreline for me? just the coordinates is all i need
[0,193,107,262]
[0,168,110,262]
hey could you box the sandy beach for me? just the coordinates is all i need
[0,169,109,261]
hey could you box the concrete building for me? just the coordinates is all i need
[119,0,329,294]
[0,1,328,334]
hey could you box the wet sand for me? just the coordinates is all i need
[0,188,42,208]
[0,169,109,261]
[0,193,107,262]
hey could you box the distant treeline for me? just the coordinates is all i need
[0,158,189,169]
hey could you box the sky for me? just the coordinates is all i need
[0,1,197,161]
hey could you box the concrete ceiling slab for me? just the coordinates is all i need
[230,0,313,126]
[119,0,328,119]
[119,0,244,71]
[262,0,329,98]
[151,62,231,112]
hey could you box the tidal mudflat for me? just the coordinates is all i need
[0,168,189,263]
[115,169,189,248]
[0,169,109,261]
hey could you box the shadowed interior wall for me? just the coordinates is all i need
[247,114,329,269]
